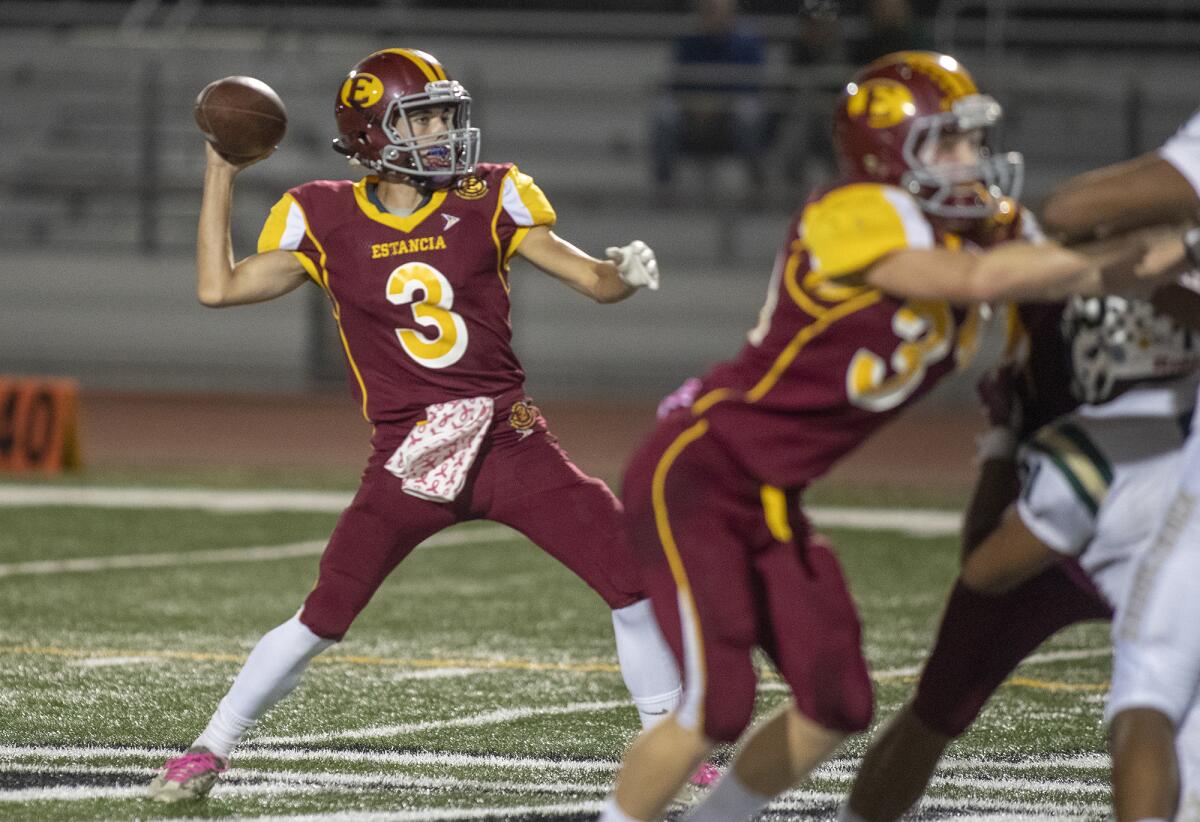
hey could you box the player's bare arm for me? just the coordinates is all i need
[1041,153,1200,243]
[196,143,309,307]
[515,225,659,303]
[959,506,1059,596]
[863,241,1107,305]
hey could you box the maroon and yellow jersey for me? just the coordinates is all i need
[689,181,1001,489]
[258,163,555,430]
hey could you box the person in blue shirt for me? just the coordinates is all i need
[651,0,768,191]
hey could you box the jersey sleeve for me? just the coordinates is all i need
[1159,110,1200,199]
[1015,420,1111,555]
[498,165,557,261]
[257,192,323,285]
[800,183,935,277]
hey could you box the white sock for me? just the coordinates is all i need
[611,599,682,730]
[683,771,772,822]
[837,805,870,822]
[1132,818,1169,822]
[598,796,644,822]
[193,613,334,757]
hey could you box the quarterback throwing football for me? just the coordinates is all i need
[148,48,685,802]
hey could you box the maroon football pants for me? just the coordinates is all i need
[622,416,873,743]
[299,429,644,640]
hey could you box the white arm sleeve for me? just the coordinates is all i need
[1015,445,1097,556]
[1159,109,1200,199]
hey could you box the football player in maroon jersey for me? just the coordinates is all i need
[597,51,1175,822]
[843,112,1200,822]
[149,48,687,802]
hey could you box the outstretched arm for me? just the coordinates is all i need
[514,225,658,304]
[196,143,309,307]
[864,240,1129,305]
[1041,152,1200,243]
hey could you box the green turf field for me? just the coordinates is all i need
[0,476,1112,820]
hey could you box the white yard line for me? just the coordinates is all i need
[870,646,1112,680]
[0,486,352,513]
[0,484,962,537]
[0,748,1109,819]
[253,700,631,745]
[390,667,487,682]
[0,745,1110,778]
[158,803,608,822]
[1012,647,1112,665]
[808,505,960,536]
[0,762,1106,819]
[818,752,1110,773]
[0,762,602,797]
[0,744,619,773]
[0,526,520,578]
[70,655,161,668]
[771,789,1107,818]
[801,762,1106,794]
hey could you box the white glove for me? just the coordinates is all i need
[606,240,660,291]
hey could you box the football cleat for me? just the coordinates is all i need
[148,746,229,802]
[688,761,721,787]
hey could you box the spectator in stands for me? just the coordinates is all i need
[848,0,933,66]
[651,0,768,192]
[783,0,846,192]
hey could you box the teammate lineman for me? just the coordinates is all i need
[597,51,1167,822]
[148,48,685,801]
[842,108,1200,822]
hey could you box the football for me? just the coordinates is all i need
[194,76,287,162]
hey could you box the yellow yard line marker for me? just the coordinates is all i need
[0,644,620,674]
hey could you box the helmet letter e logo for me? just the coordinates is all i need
[846,79,916,129]
[341,73,384,108]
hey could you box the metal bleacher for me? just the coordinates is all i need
[0,1,1195,396]
[0,1,1195,259]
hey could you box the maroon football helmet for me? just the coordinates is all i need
[332,48,480,188]
[833,51,1023,219]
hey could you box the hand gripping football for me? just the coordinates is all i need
[194,76,287,162]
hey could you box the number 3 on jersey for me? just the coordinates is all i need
[846,300,953,412]
[386,262,468,369]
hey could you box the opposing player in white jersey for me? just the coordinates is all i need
[1041,108,1200,822]
[957,295,1200,822]
[1092,111,1200,822]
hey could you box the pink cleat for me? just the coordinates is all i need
[148,747,229,802]
[688,761,721,787]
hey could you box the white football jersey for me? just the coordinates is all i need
[1016,377,1195,608]
[1160,109,1200,199]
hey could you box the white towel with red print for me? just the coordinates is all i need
[385,397,495,503]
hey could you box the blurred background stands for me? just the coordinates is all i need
[0,0,1196,401]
